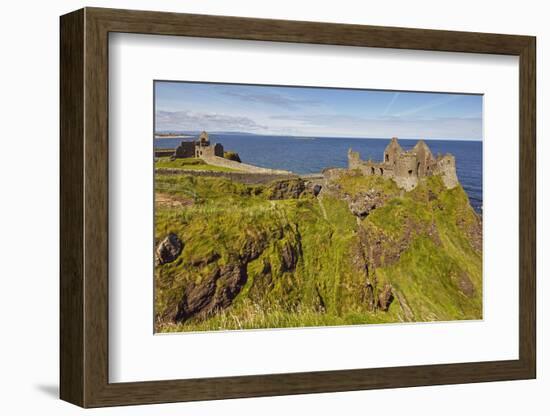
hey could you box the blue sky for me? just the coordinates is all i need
[155,81,482,140]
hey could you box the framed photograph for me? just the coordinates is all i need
[60,7,536,407]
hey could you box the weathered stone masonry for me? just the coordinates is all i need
[347,137,458,191]
[172,131,291,175]
[173,131,225,159]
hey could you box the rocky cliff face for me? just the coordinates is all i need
[154,169,482,332]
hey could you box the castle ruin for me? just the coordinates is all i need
[348,137,458,190]
[173,131,224,160]
[170,131,292,175]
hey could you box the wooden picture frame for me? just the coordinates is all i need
[60,7,536,408]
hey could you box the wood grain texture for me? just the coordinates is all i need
[518,38,536,376]
[59,8,84,407]
[59,7,537,408]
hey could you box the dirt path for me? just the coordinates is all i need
[317,195,328,220]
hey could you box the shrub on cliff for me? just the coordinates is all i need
[223,151,241,162]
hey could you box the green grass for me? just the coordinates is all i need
[154,171,482,332]
[155,157,239,172]
[338,170,401,196]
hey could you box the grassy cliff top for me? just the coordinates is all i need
[155,157,239,172]
[154,170,482,332]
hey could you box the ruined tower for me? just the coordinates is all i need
[383,137,403,166]
[411,140,434,177]
[172,131,224,160]
[347,137,459,191]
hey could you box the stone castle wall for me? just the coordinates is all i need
[432,154,459,189]
[156,168,296,184]
[174,141,195,158]
[196,143,224,158]
[169,132,290,175]
[348,138,458,191]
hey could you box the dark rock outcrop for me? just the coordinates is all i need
[175,263,248,322]
[266,178,306,200]
[224,151,241,162]
[349,236,376,311]
[280,242,299,272]
[173,226,303,323]
[377,283,394,311]
[312,184,322,197]
[155,233,183,265]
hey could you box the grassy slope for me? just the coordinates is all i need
[366,177,482,323]
[155,157,239,172]
[155,172,482,332]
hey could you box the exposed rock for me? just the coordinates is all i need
[214,263,249,310]
[427,221,442,246]
[457,271,475,298]
[349,236,376,311]
[224,151,241,162]
[347,189,386,218]
[240,237,268,263]
[189,251,221,267]
[175,268,219,322]
[175,263,248,322]
[155,233,183,265]
[266,178,306,200]
[377,283,394,312]
[458,214,483,253]
[322,167,347,182]
[280,242,298,272]
[174,228,302,323]
[363,284,375,311]
[359,224,411,270]
[312,184,322,197]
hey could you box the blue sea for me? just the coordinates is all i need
[155,134,483,213]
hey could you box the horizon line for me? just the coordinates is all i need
[154,131,482,142]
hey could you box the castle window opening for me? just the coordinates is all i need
[408,169,413,176]
[385,154,389,162]
[380,168,384,175]
[371,167,375,175]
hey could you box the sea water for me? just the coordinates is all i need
[155,134,482,213]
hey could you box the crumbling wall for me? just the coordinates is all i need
[412,140,434,177]
[384,137,403,166]
[433,154,459,189]
[214,143,224,157]
[347,138,459,192]
[174,141,195,158]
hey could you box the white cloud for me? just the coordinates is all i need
[269,113,482,139]
[156,110,267,132]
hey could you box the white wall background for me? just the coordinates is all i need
[0,0,546,414]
